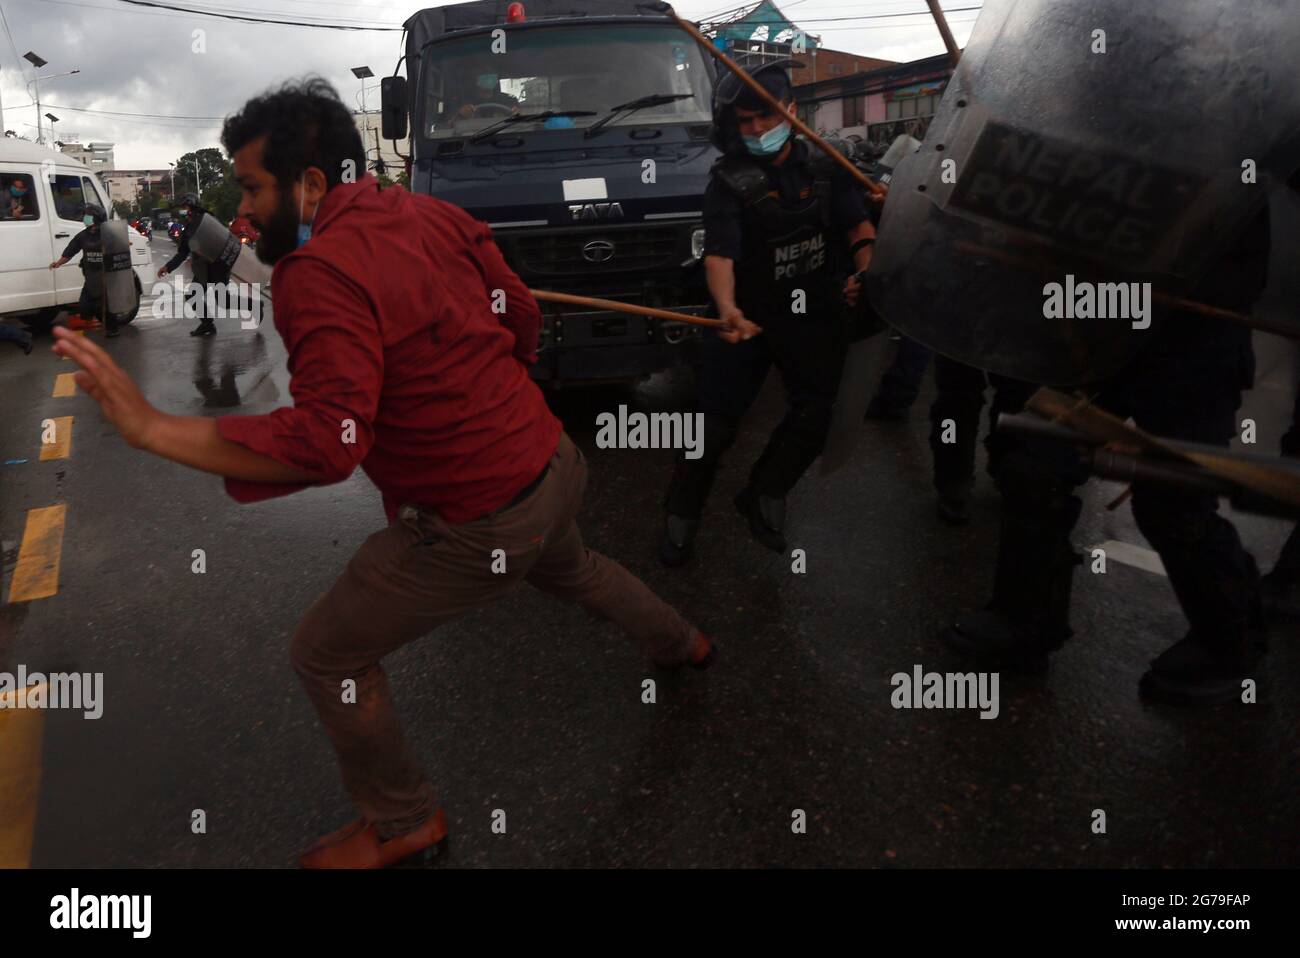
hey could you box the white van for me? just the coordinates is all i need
[1,139,154,330]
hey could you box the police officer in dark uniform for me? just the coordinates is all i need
[158,193,233,337]
[928,358,1035,524]
[658,61,876,563]
[48,202,121,338]
[941,205,1273,706]
[1261,383,1299,618]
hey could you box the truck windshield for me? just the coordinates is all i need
[421,23,713,140]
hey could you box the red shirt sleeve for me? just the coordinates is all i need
[468,218,542,365]
[215,256,383,505]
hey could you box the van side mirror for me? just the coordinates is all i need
[381,77,409,140]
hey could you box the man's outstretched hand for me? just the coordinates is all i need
[52,327,160,450]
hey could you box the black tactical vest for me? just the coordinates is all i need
[712,141,841,317]
[78,228,104,278]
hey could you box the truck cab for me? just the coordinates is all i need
[387,0,719,385]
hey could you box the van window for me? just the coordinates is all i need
[1,173,40,221]
[51,174,90,221]
[82,176,106,210]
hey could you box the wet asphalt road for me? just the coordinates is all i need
[1,237,1297,868]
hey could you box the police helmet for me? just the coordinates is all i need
[81,202,106,224]
[709,58,801,156]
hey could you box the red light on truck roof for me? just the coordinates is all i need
[506,3,526,22]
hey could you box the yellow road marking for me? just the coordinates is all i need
[0,683,47,868]
[39,415,73,461]
[8,505,66,602]
[52,373,77,398]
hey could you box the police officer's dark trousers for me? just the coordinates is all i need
[665,308,845,519]
[928,354,1034,495]
[980,318,1261,665]
[77,283,118,334]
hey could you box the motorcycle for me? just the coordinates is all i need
[167,222,182,242]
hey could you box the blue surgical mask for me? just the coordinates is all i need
[9,185,25,197]
[296,174,313,248]
[477,74,498,92]
[742,121,791,157]
[83,215,95,227]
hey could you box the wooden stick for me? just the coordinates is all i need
[530,289,726,329]
[649,2,886,199]
[925,0,962,69]
[1028,387,1300,509]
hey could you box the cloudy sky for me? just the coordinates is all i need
[0,0,978,169]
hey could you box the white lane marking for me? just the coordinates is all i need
[1090,539,1168,577]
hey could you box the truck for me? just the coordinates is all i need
[382,0,719,385]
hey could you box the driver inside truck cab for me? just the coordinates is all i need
[447,72,520,120]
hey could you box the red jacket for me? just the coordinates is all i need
[217,175,561,524]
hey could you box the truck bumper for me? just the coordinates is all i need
[529,308,707,385]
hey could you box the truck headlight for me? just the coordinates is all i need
[690,228,705,260]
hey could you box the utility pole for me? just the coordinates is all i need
[194,155,202,198]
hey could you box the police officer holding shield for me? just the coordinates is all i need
[159,193,233,337]
[658,61,876,563]
[48,202,121,338]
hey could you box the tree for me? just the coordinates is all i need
[169,147,232,202]
[111,200,133,220]
[134,189,165,220]
[166,146,243,222]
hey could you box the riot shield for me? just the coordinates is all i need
[187,212,274,326]
[865,0,1300,385]
[100,221,139,318]
[188,212,273,290]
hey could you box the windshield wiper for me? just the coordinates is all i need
[470,110,597,143]
[583,93,694,138]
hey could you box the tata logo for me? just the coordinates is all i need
[568,202,624,221]
[582,240,615,263]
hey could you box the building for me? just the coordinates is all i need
[700,1,920,143]
[101,170,171,206]
[58,141,115,171]
[354,111,409,179]
[792,48,897,85]
[793,53,954,150]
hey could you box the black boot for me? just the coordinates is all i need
[734,486,787,554]
[1138,630,1257,706]
[941,493,1083,671]
[936,479,973,526]
[190,320,216,337]
[658,514,701,567]
[106,317,120,339]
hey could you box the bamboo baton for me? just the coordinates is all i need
[530,289,727,329]
[925,0,962,69]
[641,2,886,200]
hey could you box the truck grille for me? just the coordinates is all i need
[504,224,684,277]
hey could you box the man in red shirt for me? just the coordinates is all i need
[53,79,713,868]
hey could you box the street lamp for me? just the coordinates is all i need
[24,53,80,144]
[352,66,374,170]
[44,113,58,143]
